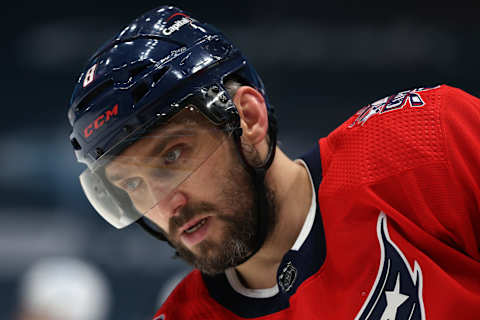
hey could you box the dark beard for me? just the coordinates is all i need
[165,158,276,275]
[172,203,258,275]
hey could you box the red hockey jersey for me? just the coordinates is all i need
[153,84,480,319]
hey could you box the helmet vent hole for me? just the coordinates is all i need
[71,138,81,150]
[152,66,169,85]
[132,82,149,104]
[75,79,114,113]
[129,62,153,78]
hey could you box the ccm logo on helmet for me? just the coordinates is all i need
[84,104,118,139]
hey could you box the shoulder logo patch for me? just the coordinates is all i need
[349,86,439,128]
[354,213,425,320]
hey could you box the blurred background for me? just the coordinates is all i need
[2,0,479,319]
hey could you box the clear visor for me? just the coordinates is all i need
[79,106,230,229]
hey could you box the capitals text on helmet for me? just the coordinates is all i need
[162,15,200,36]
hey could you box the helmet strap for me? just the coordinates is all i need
[232,121,277,261]
[136,218,169,242]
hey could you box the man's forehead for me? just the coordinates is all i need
[116,109,210,154]
[104,126,190,174]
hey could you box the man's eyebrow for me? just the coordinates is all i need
[148,128,195,154]
[106,128,195,183]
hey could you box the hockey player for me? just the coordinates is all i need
[67,6,480,319]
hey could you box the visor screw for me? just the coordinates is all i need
[219,93,228,103]
[70,138,81,150]
[95,148,104,157]
[123,125,132,133]
[211,85,219,93]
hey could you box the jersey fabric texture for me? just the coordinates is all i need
[153,84,480,319]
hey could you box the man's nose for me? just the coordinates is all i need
[139,164,192,223]
[145,174,187,217]
[158,191,187,218]
[146,191,187,236]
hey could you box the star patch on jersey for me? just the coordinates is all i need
[354,213,425,320]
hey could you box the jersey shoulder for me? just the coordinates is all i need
[153,270,207,319]
[319,84,478,193]
[153,270,235,320]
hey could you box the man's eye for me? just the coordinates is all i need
[122,177,142,192]
[164,148,182,164]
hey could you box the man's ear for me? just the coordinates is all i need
[232,86,268,145]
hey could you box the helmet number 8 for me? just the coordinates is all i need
[83,64,97,88]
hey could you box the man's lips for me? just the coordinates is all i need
[178,215,211,235]
[179,216,212,247]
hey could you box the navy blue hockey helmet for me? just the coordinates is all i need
[68,6,275,230]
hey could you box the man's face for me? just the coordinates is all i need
[105,108,266,274]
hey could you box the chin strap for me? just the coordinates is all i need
[136,218,167,241]
[232,116,277,260]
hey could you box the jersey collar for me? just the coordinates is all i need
[202,143,326,318]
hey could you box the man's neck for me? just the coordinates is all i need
[234,148,313,289]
